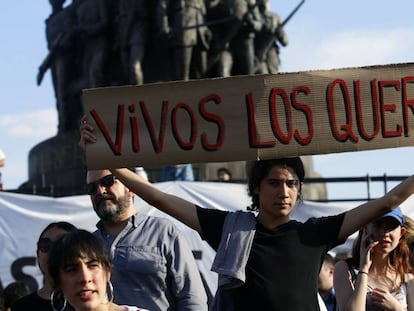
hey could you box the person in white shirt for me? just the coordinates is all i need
[0,148,6,190]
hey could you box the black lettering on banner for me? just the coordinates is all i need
[11,257,38,292]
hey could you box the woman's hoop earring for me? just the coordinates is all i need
[50,289,67,311]
[106,280,114,303]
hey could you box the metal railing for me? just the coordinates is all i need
[304,174,409,203]
[2,174,410,201]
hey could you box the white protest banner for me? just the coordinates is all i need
[3,185,414,295]
[0,184,359,291]
[83,63,414,169]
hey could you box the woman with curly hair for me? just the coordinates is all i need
[334,207,414,311]
[403,214,414,271]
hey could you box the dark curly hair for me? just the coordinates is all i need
[247,157,305,212]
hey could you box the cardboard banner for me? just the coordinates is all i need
[83,63,414,169]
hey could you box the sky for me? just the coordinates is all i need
[1,1,414,201]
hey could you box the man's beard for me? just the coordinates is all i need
[93,191,130,223]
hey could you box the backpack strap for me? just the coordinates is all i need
[345,258,358,282]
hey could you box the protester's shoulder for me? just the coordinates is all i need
[93,227,103,237]
[196,205,230,218]
[305,212,346,225]
[143,215,183,236]
[334,259,356,281]
[144,214,177,227]
[122,306,149,311]
[334,259,349,271]
[405,272,414,284]
[12,291,38,308]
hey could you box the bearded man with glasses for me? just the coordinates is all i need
[85,169,207,311]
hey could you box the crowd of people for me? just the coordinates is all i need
[80,117,414,310]
[3,1,412,310]
[3,117,414,310]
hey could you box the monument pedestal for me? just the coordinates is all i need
[18,131,86,196]
[16,136,327,202]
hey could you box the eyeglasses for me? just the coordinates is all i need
[37,237,53,253]
[87,174,116,195]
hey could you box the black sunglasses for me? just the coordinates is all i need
[37,237,53,253]
[87,174,116,195]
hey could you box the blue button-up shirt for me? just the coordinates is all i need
[322,288,337,311]
[95,212,207,311]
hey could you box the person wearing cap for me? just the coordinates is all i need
[334,207,414,311]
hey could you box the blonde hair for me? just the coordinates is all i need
[404,214,414,270]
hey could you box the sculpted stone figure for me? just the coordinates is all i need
[39,0,79,133]
[157,0,211,81]
[207,0,263,77]
[255,0,288,74]
[73,0,110,88]
[115,0,150,85]
[30,0,300,196]
[38,0,294,135]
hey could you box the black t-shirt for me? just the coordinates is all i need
[197,207,345,311]
[12,291,74,311]
[12,292,53,311]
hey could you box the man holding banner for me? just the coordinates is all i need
[80,117,414,310]
[79,60,414,310]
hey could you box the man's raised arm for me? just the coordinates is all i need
[338,175,414,241]
[111,167,202,234]
[79,115,202,234]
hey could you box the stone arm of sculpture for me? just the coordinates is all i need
[77,0,109,36]
[114,5,135,49]
[155,0,170,36]
[275,25,288,47]
[205,0,221,9]
[261,12,287,47]
[37,8,79,86]
[243,6,263,33]
[37,32,65,85]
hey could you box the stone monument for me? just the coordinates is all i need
[19,0,323,199]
